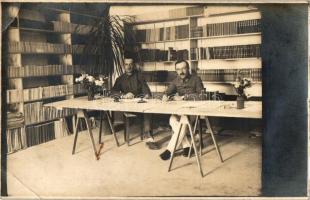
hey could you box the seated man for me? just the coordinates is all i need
[111,58,157,147]
[160,60,204,160]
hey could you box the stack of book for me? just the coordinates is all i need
[197,68,262,82]
[206,19,261,37]
[7,112,24,129]
[6,128,26,153]
[7,89,23,104]
[25,122,55,147]
[54,118,70,139]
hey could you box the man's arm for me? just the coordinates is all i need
[183,76,204,100]
[165,81,177,97]
[111,77,123,96]
[195,75,204,94]
[138,73,152,97]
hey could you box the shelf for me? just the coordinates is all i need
[130,15,204,25]
[190,32,261,40]
[198,57,261,61]
[208,8,259,18]
[203,81,262,84]
[137,38,189,44]
[25,115,74,127]
[9,73,76,79]
[142,60,176,64]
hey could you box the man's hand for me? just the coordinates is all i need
[162,94,170,102]
[123,92,135,99]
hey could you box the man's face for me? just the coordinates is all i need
[124,59,134,75]
[175,62,189,79]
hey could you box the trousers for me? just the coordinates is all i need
[166,115,195,152]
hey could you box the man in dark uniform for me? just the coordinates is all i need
[160,60,204,160]
[111,58,157,147]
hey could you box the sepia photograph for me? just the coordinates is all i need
[0,1,308,199]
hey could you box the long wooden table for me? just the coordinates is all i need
[45,96,262,177]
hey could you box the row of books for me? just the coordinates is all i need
[197,68,262,82]
[6,128,26,153]
[51,21,94,35]
[6,118,72,153]
[206,19,261,37]
[143,71,176,82]
[7,42,102,55]
[8,65,84,78]
[190,44,261,60]
[136,24,189,43]
[54,118,70,139]
[25,122,55,147]
[16,18,93,35]
[7,84,86,103]
[190,19,261,38]
[169,6,204,18]
[24,101,76,125]
[7,112,24,129]
[138,48,189,62]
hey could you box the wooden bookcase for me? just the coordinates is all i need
[126,5,262,98]
[4,5,98,153]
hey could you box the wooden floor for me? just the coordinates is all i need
[6,125,262,198]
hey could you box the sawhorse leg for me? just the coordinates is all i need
[72,109,99,160]
[205,116,223,163]
[98,111,120,147]
[168,115,203,177]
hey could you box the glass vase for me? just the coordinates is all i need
[87,89,95,101]
[236,96,245,109]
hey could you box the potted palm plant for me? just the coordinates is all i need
[76,5,135,88]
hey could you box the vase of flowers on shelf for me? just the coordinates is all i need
[75,74,107,101]
[233,71,252,109]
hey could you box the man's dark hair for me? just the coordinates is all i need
[175,60,189,69]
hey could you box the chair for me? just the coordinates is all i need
[123,112,144,146]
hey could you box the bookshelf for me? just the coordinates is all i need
[127,5,262,97]
[4,5,99,154]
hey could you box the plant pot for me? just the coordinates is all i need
[236,96,245,109]
[87,89,95,101]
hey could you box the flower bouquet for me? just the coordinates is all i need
[75,74,108,100]
[233,71,252,109]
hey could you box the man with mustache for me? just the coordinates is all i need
[112,58,156,146]
[160,60,204,160]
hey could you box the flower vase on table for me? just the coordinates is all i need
[87,89,95,101]
[236,95,245,109]
[232,70,252,110]
[75,74,108,101]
